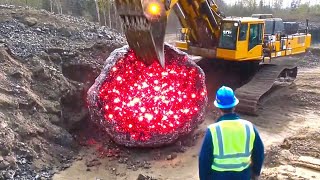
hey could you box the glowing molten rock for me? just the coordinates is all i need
[87,44,207,147]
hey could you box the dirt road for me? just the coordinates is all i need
[53,49,320,180]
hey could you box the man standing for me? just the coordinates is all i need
[199,86,264,180]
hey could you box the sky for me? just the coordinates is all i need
[225,0,320,8]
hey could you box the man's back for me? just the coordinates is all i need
[210,119,255,159]
[199,86,265,180]
[199,113,264,180]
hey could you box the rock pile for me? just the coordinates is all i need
[0,5,125,179]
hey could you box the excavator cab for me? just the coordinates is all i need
[216,18,265,62]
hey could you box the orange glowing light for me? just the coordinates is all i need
[147,2,161,16]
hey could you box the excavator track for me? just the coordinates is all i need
[235,56,299,115]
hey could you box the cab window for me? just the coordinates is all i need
[249,23,263,50]
[219,22,238,50]
[238,24,248,41]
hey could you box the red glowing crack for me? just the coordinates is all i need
[87,44,207,147]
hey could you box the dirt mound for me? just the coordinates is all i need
[262,129,320,180]
[0,5,125,179]
[0,5,125,58]
[298,47,320,68]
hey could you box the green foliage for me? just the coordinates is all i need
[220,0,319,22]
[273,0,283,10]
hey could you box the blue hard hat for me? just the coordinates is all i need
[214,86,239,109]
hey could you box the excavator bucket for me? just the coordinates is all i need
[115,0,167,67]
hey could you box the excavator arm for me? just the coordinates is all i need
[115,0,224,67]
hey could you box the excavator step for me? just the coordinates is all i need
[235,56,300,115]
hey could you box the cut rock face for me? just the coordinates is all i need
[87,44,207,147]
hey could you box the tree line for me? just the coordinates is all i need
[221,0,320,22]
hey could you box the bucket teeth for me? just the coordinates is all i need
[115,0,167,68]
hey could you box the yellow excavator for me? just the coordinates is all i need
[114,0,311,115]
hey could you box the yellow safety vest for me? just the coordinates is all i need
[208,119,255,172]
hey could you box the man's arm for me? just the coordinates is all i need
[251,126,265,177]
[199,128,213,180]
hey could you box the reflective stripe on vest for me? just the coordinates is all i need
[208,120,255,172]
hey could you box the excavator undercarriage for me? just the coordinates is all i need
[198,55,299,115]
[235,57,299,115]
